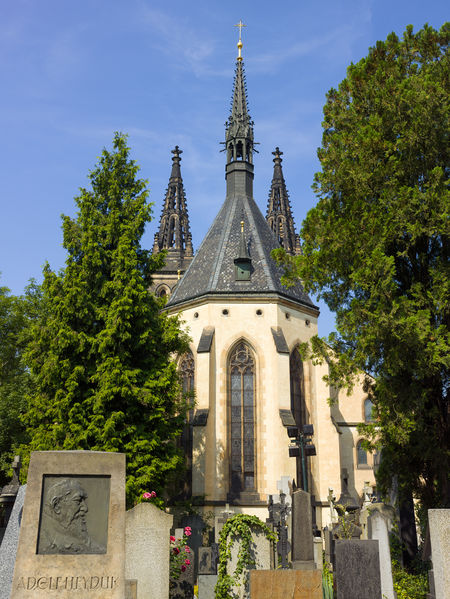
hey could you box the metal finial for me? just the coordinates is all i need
[234,20,246,61]
[240,220,244,233]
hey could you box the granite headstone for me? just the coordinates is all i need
[291,489,315,569]
[428,509,450,599]
[125,502,173,599]
[368,508,395,599]
[335,539,382,599]
[0,485,26,597]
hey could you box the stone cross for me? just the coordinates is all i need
[277,492,291,569]
[362,482,374,508]
[11,456,21,486]
[327,488,338,524]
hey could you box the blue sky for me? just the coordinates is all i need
[0,0,446,337]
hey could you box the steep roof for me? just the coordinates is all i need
[166,192,317,310]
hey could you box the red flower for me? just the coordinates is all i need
[170,536,176,543]
[185,559,191,565]
[173,547,180,554]
[181,565,186,572]
[185,546,190,553]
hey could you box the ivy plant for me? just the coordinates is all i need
[215,514,276,599]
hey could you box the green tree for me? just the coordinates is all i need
[24,133,189,505]
[0,280,41,486]
[274,24,449,509]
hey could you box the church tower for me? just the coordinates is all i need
[164,26,375,526]
[151,146,193,298]
[266,147,301,255]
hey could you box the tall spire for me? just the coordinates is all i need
[266,147,301,255]
[151,147,193,297]
[224,22,255,199]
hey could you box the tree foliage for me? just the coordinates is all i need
[0,280,41,486]
[24,133,189,506]
[274,23,449,508]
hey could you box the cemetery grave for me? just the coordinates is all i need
[0,451,448,598]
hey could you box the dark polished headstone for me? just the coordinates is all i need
[335,540,382,599]
[291,489,314,566]
[170,552,195,599]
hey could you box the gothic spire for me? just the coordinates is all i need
[266,147,301,255]
[153,146,193,259]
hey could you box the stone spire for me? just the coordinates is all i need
[153,146,193,258]
[223,25,256,200]
[266,147,301,255]
[151,147,193,297]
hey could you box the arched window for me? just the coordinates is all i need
[179,351,195,497]
[364,399,375,422]
[357,440,368,467]
[229,341,256,496]
[290,347,308,488]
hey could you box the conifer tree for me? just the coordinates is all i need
[275,24,449,509]
[24,133,189,505]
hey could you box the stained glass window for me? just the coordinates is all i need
[229,342,255,494]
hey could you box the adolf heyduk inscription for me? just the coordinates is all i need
[11,451,125,599]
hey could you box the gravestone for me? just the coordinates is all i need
[0,485,26,597]
[227,527,271,599]
[335,539,382,599]
[170,550,195,599]
[0,456,22,542]
[428,509,450,599]
[214,505,234,543]
[125,502,173,599]
[291,489,315,570]
[198,547,215,575]
[198,574,218,599]
[368,508,395,599]
[250,570,322,599]
[10,451,126,599]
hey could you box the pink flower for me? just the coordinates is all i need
[170,536,175,543]
[142,492,152,499]
[181,565,186,572]
[184,526,191,531]
[185,546,190,553]
[184,529,192,536]
[184,559,191,565]
[151,491,157,497]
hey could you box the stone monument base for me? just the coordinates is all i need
[292,559,316,570]
[198,574,218,599]
[250,570,322,599]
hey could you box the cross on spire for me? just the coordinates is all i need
[234,20,246,61]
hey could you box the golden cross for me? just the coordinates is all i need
[234,20,246,42]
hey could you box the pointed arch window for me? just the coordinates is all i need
[364,399,375,422]
[357,440,368,467]
[229,341,256,495]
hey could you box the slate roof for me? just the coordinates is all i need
[166,192,317,311]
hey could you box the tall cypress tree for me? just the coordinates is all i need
[24,133,189,505]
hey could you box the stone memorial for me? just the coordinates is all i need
[198,547,216,575]
[198,574,218,599]
[10,451,125,599]
[227,528,271,599]
[291,489,315,570]
[170,550,195,599]
[368,507,395,599]
[0,485,26,597]
[335,539,382,599]
[125,501,173,599]
[249,570,322,599]
[428,509,450,599]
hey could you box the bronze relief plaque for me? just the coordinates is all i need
[37,475,110,555]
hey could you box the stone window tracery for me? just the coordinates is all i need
[229,341,256,495]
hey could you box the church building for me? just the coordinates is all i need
[151,32,375,529]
